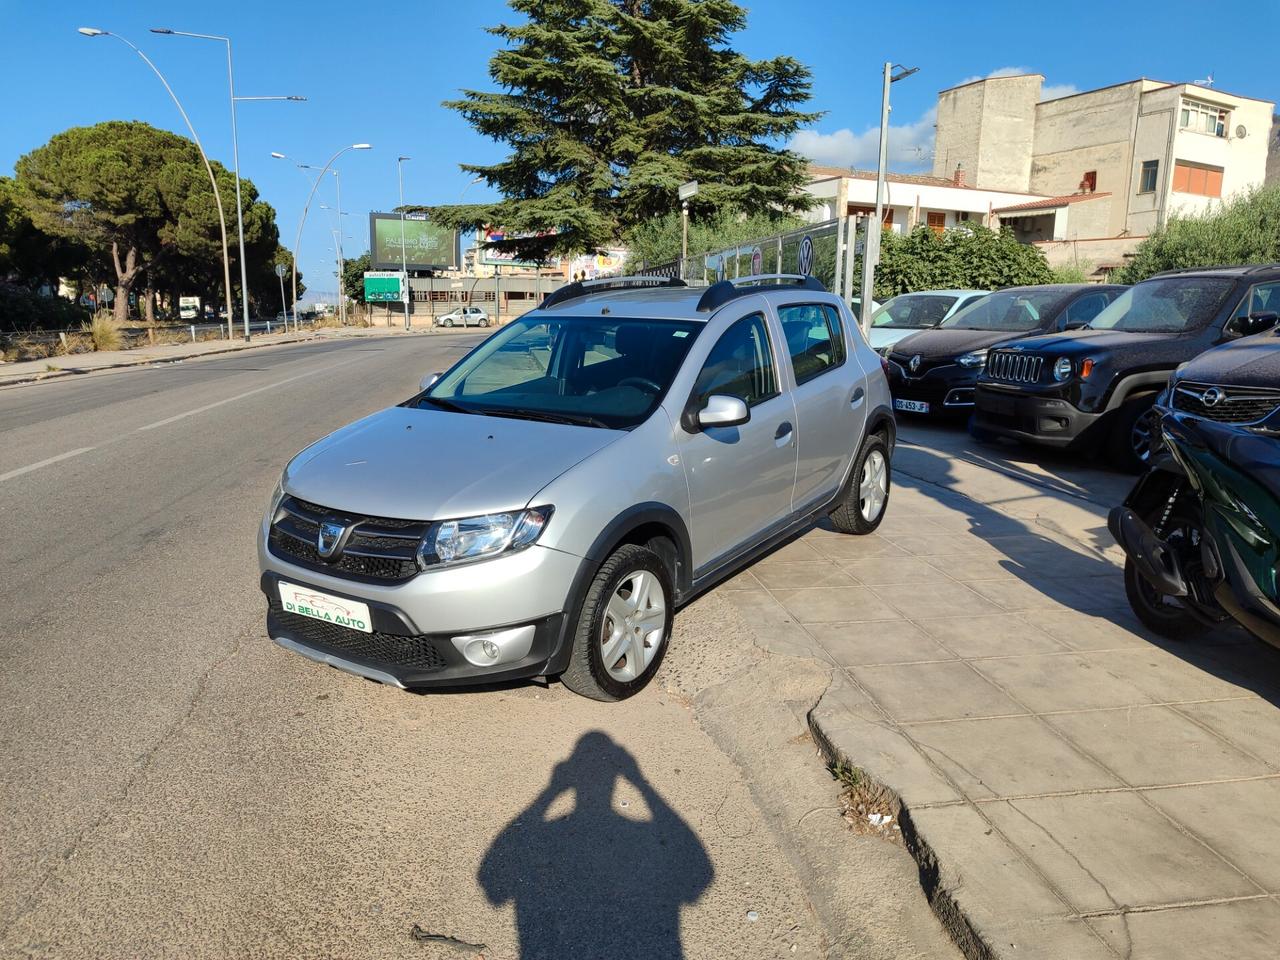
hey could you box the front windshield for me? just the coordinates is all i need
[1088,277,1235,333]
[939,288,1066,332]
[419,315,702,430]
[871,294,959,329]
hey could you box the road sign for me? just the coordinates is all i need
[797,236,814,276]
[363,271,402,303]
[274,263,287,279]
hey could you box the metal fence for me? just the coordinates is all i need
[632,217,868,299]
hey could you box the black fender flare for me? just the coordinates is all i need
[1104,371,1173,412]
[865,403,898,453]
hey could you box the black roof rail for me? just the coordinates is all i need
[1149,263,1280,279]
[540,274,687,309]
[695,273,827,312]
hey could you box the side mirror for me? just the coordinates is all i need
[1225,311,1279,339]
[1062,319,1089,331]
[420,372,441,392]
[698,394,750,428]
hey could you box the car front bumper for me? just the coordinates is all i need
[258,536,585,689]
[973,385,1103,448]
[887,364,980,414]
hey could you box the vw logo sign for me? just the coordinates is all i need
[316,520,347,559]
[797,235,814,276]
[909,354,922,374]
[1200,386,1226,407]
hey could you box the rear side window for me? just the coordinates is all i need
[692,313,778,408]
[777,303,846,385]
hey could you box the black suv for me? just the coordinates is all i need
[972,265,1280,470]
[886,285,1124,417]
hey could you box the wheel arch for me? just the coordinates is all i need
[583,502,693,599]
[1104,371,1173,412]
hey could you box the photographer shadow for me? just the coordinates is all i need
[479,731,713,960]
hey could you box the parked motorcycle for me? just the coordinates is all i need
[1108,330,1280,648]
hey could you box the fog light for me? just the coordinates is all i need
[481,639,500,660]
[451,624,537,667]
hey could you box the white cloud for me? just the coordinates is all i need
[790,67,1078,171]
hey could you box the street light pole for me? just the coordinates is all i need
[398,156,411,331]
[152,28,303,341]
[859,62,917,336]
[333,168,346,326]
[78,28,234,331]
[271,144,371,327]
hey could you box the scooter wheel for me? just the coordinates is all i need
[1123,557,1208,641]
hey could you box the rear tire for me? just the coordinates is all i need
[1108,395,1158,473]
[479,319,489,327]
[560,544,673,701]
[1123,557,1209,641]
[829,435,891,535]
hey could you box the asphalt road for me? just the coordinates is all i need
[0,334,961,960]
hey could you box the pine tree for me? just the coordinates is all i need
[426,0,819,262]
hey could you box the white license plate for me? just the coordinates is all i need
[278,581,372,633]
[894,398,930,414]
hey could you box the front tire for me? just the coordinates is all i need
[829,435,891,535]
[560,544,673,701]
[1108,395,1158,473]
[442,317,454,328]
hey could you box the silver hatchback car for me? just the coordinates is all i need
[259,274,896,700]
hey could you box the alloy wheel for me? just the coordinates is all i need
[1131,408,1157,463]
[859,450,888,522]
[599,570,666,682]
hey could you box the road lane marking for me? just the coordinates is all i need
[0,447,96,483]
[135,356,363,432]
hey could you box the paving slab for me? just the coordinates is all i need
[759,423,1280,958]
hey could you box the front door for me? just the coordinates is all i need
[775,301,866,509]
[678,311,798,575]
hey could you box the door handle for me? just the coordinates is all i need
[774,421,793,445]
[850,386,866,407]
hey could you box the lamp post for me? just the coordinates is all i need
[271,144,371,327]
[397,156,411,330]
[152,28,303,341]
[677,181,699,279]
[859,62,918,335]
[78,27,234,330]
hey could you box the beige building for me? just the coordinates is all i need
[931,75,1274,272]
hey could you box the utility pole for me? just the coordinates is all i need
[859,62,917,334]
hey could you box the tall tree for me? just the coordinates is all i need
[426,0,819,262]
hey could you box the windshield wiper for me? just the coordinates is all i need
[482,407,612,429]
[418,395,475,414]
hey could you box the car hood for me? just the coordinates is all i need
[1174,329,1280,387]
[890,327,1034,360]
[283,406,623,520]
[987,328,1198,365]
[869,326,928,351]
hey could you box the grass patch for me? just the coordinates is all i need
[830,759,901,842]
[82,311,123,352]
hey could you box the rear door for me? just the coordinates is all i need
[774,300,866,510]
[678,309,798,574]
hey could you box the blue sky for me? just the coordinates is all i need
[2,0,1276,295]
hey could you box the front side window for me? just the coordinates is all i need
[423,315,700,429]
[1231,281,1280,320]
[1139,160,1159,194]
[1062,292,1115,327]
[940,289,1070,333]
[1090,277,1236,333]
[778,303,846,384]
[871,293,958,329]
[692,313,778,409]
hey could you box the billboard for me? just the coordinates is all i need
[363,271,403,303]
[369,213,458,271]
[478,226,560,267]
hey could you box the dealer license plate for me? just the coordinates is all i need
[277,581,372,633]
[894,398,930,414]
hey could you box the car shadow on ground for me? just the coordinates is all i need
[478,731,713,960]
[886,441,1280,709]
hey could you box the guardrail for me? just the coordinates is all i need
[0,316,320,350]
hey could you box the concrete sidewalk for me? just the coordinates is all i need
[0,325,436,387]
[717,427,1280,959]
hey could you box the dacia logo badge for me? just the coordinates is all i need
[1201,386,1226,408]
[316,521,347,559]
[909,354,922,374]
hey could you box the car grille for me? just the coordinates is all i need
[1172,382,1280,424]
[268,496,428,583]
[269,599,447,672]
[888,352,951,376]
[986,351,1044,384]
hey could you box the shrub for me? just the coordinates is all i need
[867,224,1053,299]
[0,283,91,332]
[1050,261,1092,284]
[82,311,123,352]
[1115,185,1280,284]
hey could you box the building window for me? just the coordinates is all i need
[926,211,946,235]
[1139,160,1159,194]
[1082,170,1097,192]
[1172,161,1224,197]
[1179,99,1229,138]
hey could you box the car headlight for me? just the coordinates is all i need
[956,351,987,369]
[266,475,287,521]
[419,506,553,568]
[1053,357,1073,381]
